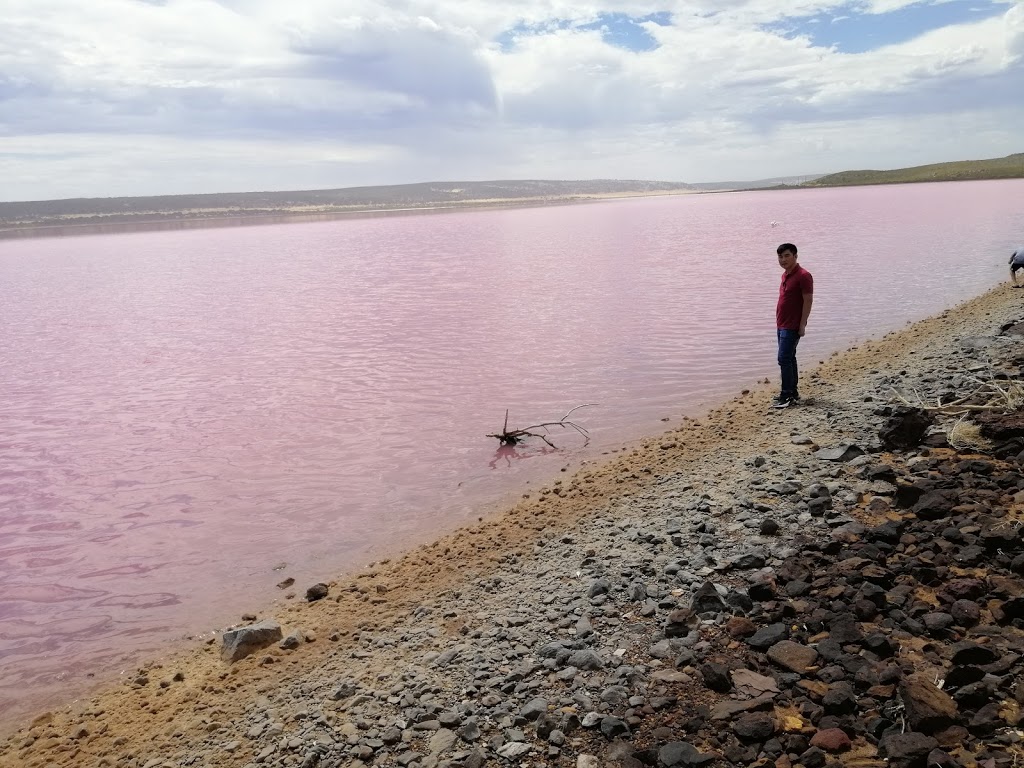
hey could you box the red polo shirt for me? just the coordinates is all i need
[777,265,813,330]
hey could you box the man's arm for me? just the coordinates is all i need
[799,293,813,337]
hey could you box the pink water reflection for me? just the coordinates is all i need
[0,180,1021,727]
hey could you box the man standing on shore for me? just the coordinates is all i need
[1010,246,1024,287]
[774,243,813,409]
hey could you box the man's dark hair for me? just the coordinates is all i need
[777,243,798,255]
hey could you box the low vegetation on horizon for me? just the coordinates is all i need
[801,152,1024,187]
[1,153,1021,236]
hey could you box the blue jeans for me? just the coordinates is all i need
[777,329,800,399]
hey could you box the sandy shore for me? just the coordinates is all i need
[2,282,1022,768]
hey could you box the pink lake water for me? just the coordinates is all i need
[1,180,1022,728]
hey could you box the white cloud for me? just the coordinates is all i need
[0,0,1021,200]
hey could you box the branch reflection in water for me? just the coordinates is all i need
[488,442,558,469]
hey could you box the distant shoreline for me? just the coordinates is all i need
[4,170,1021,242]
[0,190,707,242]
[3,152,1020,241]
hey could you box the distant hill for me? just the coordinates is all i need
[803,153,1024,187]
[0,180,699,235]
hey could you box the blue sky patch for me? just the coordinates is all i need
[766,0,1009,54]
[497,12,671,53]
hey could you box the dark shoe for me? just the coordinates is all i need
[772,396,795,409]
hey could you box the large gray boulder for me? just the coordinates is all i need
[221,619,283,662]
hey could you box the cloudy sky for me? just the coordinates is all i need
[1,0,1022,202]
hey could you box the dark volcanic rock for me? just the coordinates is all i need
[699,662,732,693]
[879,732,939,768]
[665,608,698,638]
[968,701,1004,735]
[567,649,604,670]
[975,411,1024,441]
[600,717,630,740]
[950,599,981,627]
[995,597,1024,624]
[953,681,995,709]
[922,612,955,636]
[940,578,987,602]
[828,615,864,644]
[943,665,986,690]
[305,583,329,601]
[690,582,727,614]
[658,741,717,767]
[863,633,897,658]
[747,623,788,649]
[732,712,775,742]
[899,675,959,734]
[777,558,811,584]
[950,641,999,666]
[879,407,933,451]
[822,682,858,715]
[731,550,768,570]
[912,491,956,521]
[926,748,965,768]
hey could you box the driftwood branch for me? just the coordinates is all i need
[890,370,1022,452]
[890,390,1006,415]
[890,376,1023,415]
[487,404,598,448]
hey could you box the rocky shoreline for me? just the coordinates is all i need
[3,284,1023,768]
